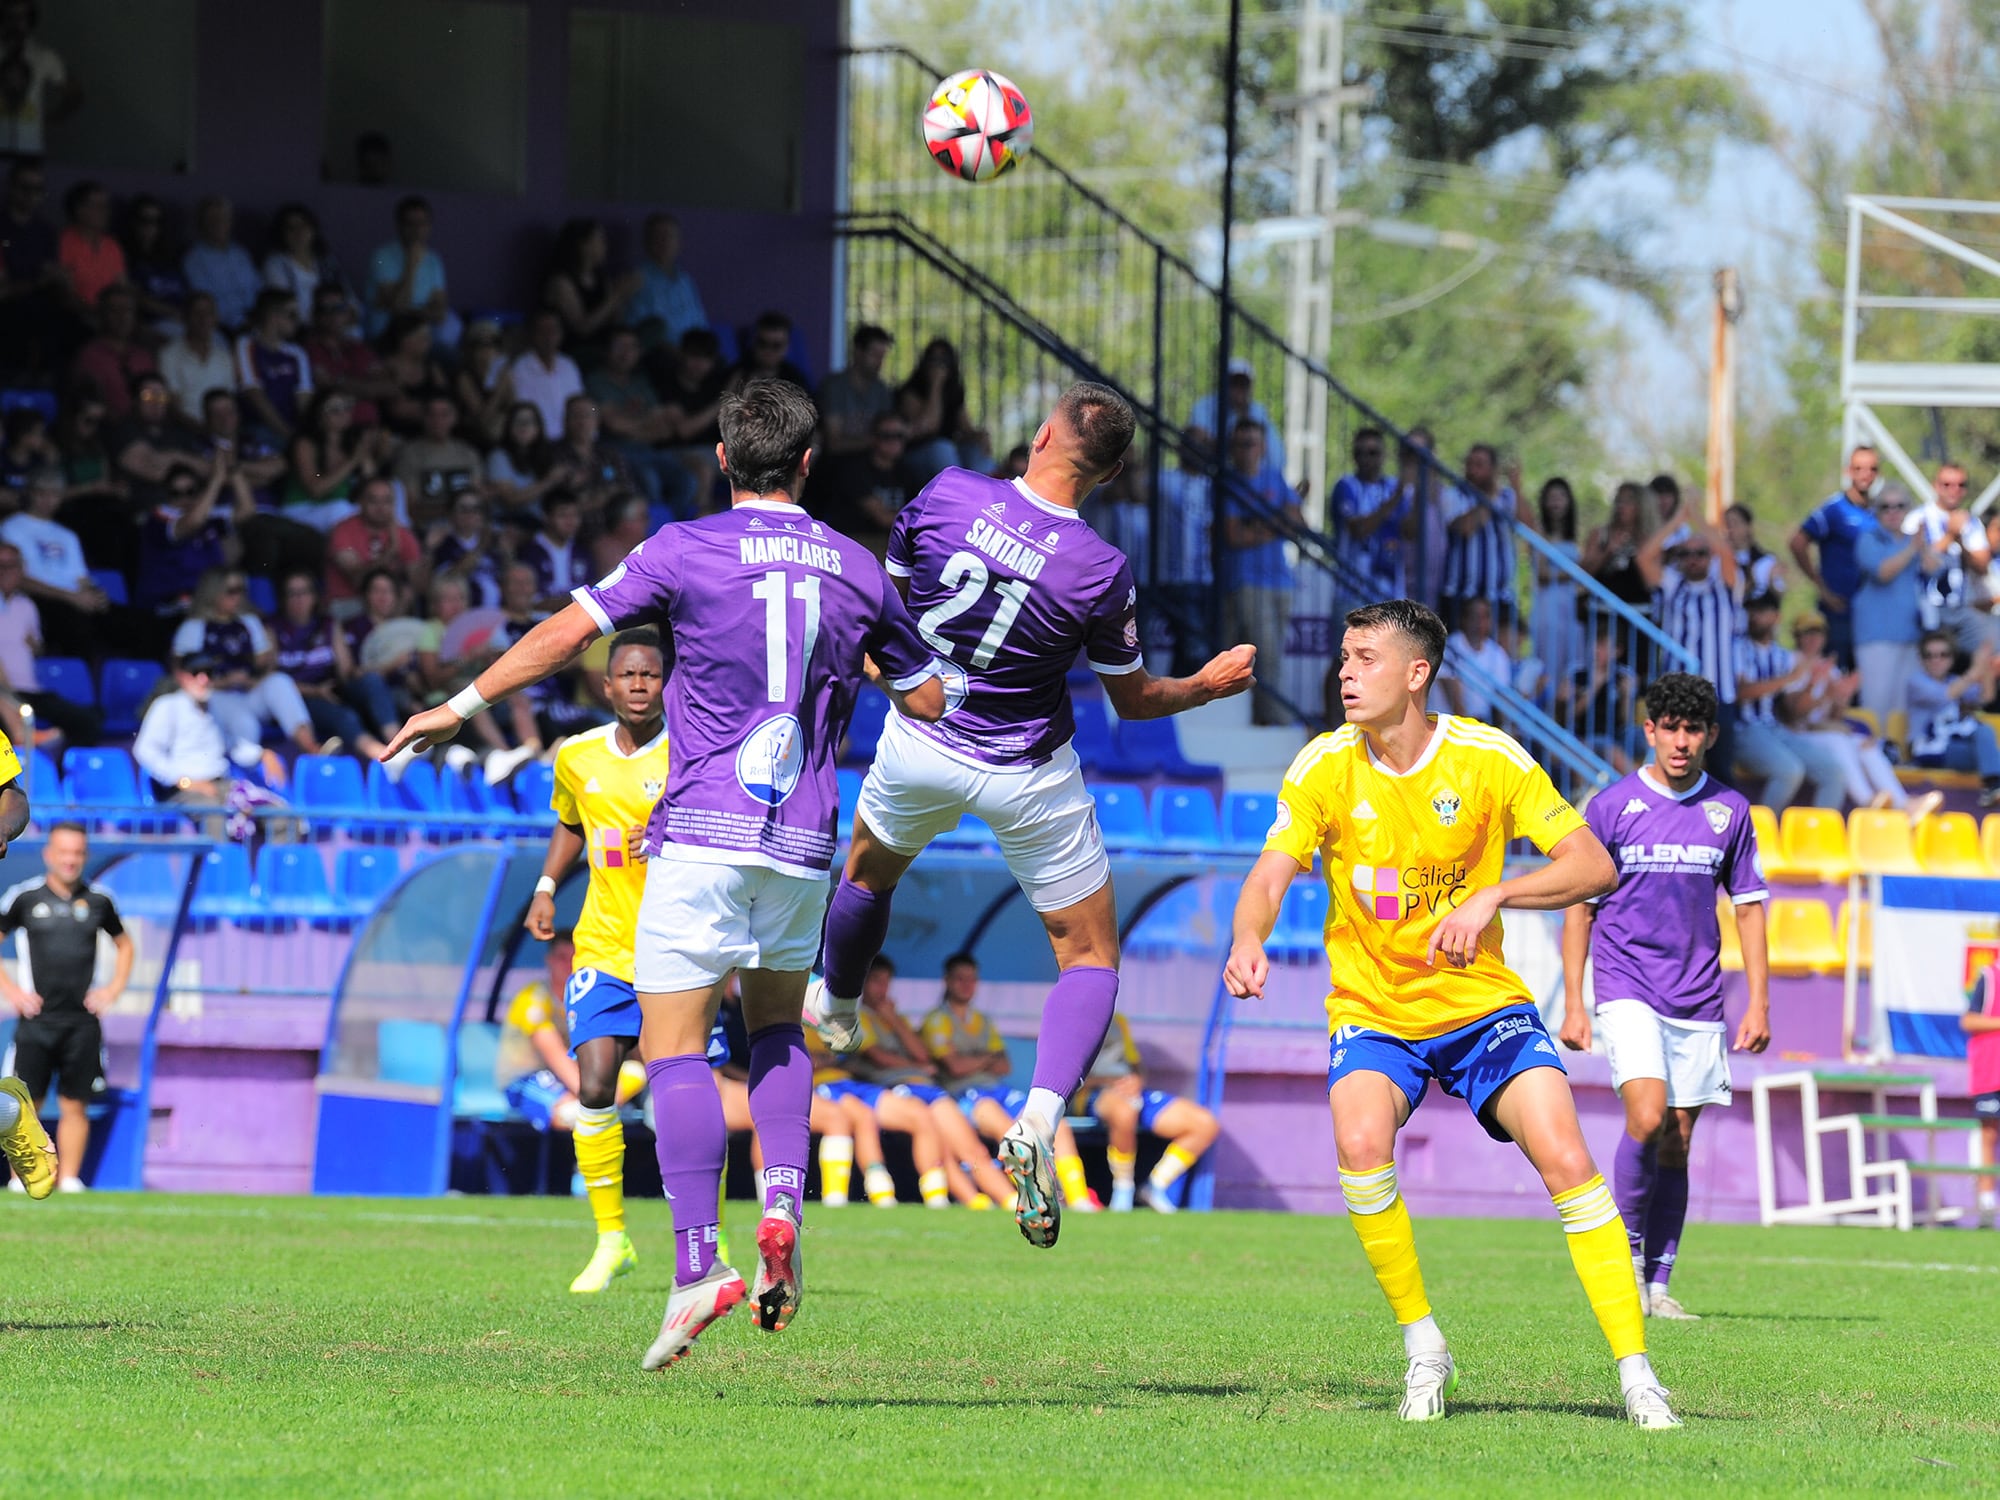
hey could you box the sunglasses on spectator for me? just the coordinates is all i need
[1923,647,1955,659]
[1878,501,1907,513]
[221,584,245,596]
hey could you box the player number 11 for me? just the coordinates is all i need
[752,570,821,703]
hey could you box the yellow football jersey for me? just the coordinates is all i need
[0,729,19,788]
[496,979,561,1086]
[550,722,669,982]
[1085,1013,1143,1080]
[919,1002,1007,1065]
[1264,715,1587,1042]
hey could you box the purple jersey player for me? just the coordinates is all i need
[1560,672,1771,1321]
[809,382,1257,1251]
[380,380,945,1371]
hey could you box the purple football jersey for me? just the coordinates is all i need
[886,468,1141,766]
[574,500,935,877]
[1583,769,1766,1024]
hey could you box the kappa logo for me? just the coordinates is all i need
[1622,798,1649,816]
[1353,799,1378,820]
[1702,799,1732,835]
[746,515,767,529]
[1431,789,1462,827]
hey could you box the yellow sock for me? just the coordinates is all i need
[1106,1144,1137,1188]
[572,1105,626,1236]
[1148,1142,1201,1193]
[864,1162,898,1206]
[966,1192,993,1210]
[918,1167,950,1206]
[1056,1152,1091,1207]
[1553,1174,1646,1360]
[1340,1164,1430,1325]
[818,1134,854,1205]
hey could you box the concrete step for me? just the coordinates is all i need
[1174,695,1309,793]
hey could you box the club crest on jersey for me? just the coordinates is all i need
[642,778,665,800]
[736,713,804,806]
[1431,789,1462,827]
[1702,800,1732,835]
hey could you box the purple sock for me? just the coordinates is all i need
[819,877,892,1000]
[1612,1133,1656,1255]
[747,1023,812,1219]
[646,1053,725,1286]
[1028,965,1120,1098]
[1644,1164,1689,1287]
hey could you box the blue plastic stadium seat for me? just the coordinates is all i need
[511,760,555,819]
[96,852,189,923]
[844,689,890,763]
[64,747,138,808]
[25,747,59,802]
[189,844,257,924]
[363,760,433,843]
[453,1022,512,1120]
[245,576,276,617]
[1090,782,1153,849]
[1112,717,1222,780]
[1126,879,1208,957]
[36,656,93,706]
[1223,790,1279,850]
[836,768,863,835]
[1271,879,1330,958]
[334,847,403,916]
[1152,787,1221,848]
[99,659,164,736]
[293,755,368,836]
[378,1019,447,1089]
[248,845,338,930]
[88,568,128,605]
[1070,699,1119,773]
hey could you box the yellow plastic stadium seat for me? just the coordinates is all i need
[1843,708,1881,740]
[1716,896,1744,973]
[1768,898,1845,977]
[1884,710,1910,752]
[1779,806,1852,883]
[1834,898,1872,971]
[1754,805,1816,883]
[1916,811,1987,878]
[1847,808,1922,876]
[1983,814,2000,875]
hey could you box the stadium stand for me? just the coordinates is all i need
[1847,808,1922,876]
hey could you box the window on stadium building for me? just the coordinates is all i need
[39,0,198,173]
[566,11,805,213]
[321,0,528,194]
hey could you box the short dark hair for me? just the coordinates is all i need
[1725,502,1754,525]
[1648,472,1681,499]
[607,624,664,669]
[1053,382,1136,474]
[395,194,430,221]
[754,309,793,335]
[540,487,579,518]
[1745,590,1781,613]
[718,380,817,496]
[1642,672,1717,729]
[1467,442,1498,465]
[1353,426,1384,453]
[47,820,86,840]
[680,327,721,360]
[868,954,896,976]
[1343,599,1447,684]
[251,287,294,324]
[1920,628,1957,656]
[62,179,103,219]
[853,323,892,350]
[942,951,978,973]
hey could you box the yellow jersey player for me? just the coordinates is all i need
[1074,1014,1217,1214]
[1225,600,1677,1430]
[524,626,670,1293]
[0,727,57,1199]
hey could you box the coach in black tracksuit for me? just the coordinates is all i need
[0,823,133,1190]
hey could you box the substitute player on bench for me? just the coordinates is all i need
[1075,1012,1218,1213]
[1225,599,1677,1429]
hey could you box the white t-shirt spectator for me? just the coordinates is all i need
[0,40,66,156]
[1440,630,1515,723]
[159,333,239,423]
[0,590,39,692]
[134,691,259,786]
[508,352,584,439]
[0,512,89,592]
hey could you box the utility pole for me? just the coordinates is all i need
[1282,0,1343,526]
[1704,267,1743,526]
[1209,0,1243,656]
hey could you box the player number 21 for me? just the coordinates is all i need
[751,570,821,703]
[917,550,1030,668]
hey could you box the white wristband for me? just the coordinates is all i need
[534,876,557,897]
[447,684,490,720]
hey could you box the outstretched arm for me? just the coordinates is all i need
[379,603,601,758]
[1099,644,1257,721]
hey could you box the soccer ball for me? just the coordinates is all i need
[922,69,1033,182]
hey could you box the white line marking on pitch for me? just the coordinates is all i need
[1748,1255,2000,1277]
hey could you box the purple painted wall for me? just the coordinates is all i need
[45,0,845,352]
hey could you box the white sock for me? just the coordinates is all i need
[1401,1314,1448,1358]
[1980,1189,1996,1211]
[1617,1352,1659,1395]
[0,1091,17,1131]
[1019,1088,1064,1146]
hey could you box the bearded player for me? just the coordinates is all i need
[811,382,1255,1249]
[1561,672,1771,1320]
[522,625,673,1294]
[1225,599,1678,1429]
[384,381,943,1369]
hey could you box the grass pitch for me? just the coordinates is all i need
[1,1195,1994,1497]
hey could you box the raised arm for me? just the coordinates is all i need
[1099,644,1256,722]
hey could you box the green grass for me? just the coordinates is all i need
[1,1196,1996,1497]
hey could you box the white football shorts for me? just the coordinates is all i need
[1594,998,1732,1109]
[857,712,1111,913]
[634,853,830,993]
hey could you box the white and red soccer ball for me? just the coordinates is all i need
[923,69,1033,183]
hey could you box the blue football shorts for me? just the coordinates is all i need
[1327,1002,1567,1142]
[505,1068,567,1129]
[1076,1084,1180,1132]
[815,1079,885,1108]
[890,1081,949,1105]
[564,967,640,1052]
[957,1083,1026,1117]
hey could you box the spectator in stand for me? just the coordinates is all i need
[1332,427,1406,604]
[1905,462,1995,654]
[133,652,287,805]
[0,541,100,744]
[326,474,425,611]
[1790,445,1879,670]
[70,283,155,420]
[1908,632,2000,805]
[1439,444,1519,631]
[364,195,459,349]
[1520,476,1584,693]
[1584,480,1657,626]
[452,318,514,446]
[355,130,393,186]
[0,158,72,372]
[283,388,391,532]
[1851,482,1935,725]
[896,336,985,481]
[343,568,429,701]
[1638,516,1741,782]
[200,388,311,584]
[181,196,261,332]
[1153,426,1214,676]
[0,0,80,139]
[586,325,694,519]
[55,180,123,312]
[509,308,584,439]
[808,409,916,558]
[171,566,321,756]
[1731,592,1844,810]
[1439,596,1513,725]
[1557,617,1641,772]
[1091,453,1151,586]
[120,195,188,331]
[486,400,565,520]
[1188,356,1284,476]
[54,392,119,517]
[525,490,590,605]
[261,203,349,328]
[1220,417,1304,726]
[411,574,513,767]
[375,312,450,438]
[1648,472,1689,546]
[491,557,609,748]
[627,211,707,360]
[301,284,388,429]
[658,326,726,508]
[590,491,651,579]
[542,217,640,365]
[0,404,54,496]
[158,291,235,424]
[817,324,896,457]
[728,309,811,396]
[1392,424,1448,607]
[2,467,108,655]
[1725,503,1784,598]
[233,287,314,443]
[1785,613,1934,816]
[110,373,200,530]
[993,443,1030,481]
[428,488,506,608]
[394,389,484,530]
[549,394,631,526]
[271,569,393,759]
